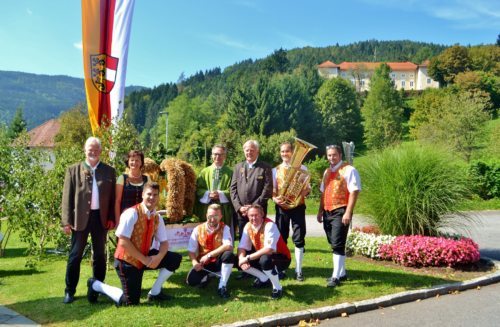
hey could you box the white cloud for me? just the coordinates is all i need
[206,34,267,52]
[73,41,83,50]
[26,8,33,15]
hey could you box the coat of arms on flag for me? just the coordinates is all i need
[90,53,119,93]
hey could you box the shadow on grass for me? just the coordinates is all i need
[0,268,40,278]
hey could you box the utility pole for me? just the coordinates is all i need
[159,111,168,157]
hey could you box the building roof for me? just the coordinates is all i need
[28,118,60,148]
[317,60,339,68]
[330,61,419,71]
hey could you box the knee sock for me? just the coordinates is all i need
[295,247,304,274]
[244,267,268,282]
[149,268,173,296]
[92,279,123,304]
[219,263,233,288]
[332,254,341,279]
[264,269,282,291]
[339,255,346,277]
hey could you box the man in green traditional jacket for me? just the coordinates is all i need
[194,144,235,239]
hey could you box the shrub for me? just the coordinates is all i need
[346,231,395,259]
[358,143,473,236]
[468,160,500,199]
[378,235,480,267]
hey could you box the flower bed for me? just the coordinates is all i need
[347,230,481,268]
[379,235,480,267]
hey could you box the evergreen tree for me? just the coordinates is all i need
[7,107,27,140]
[361,63,404,149]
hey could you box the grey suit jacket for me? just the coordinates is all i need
[61,161,116,231]
[230,160,273,214]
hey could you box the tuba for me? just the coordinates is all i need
[276,138,317,209]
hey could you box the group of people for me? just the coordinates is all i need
[61,137,361,306]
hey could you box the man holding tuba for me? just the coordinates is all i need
[272,141,312,282]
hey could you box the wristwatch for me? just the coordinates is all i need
[246,255,251,262]
[207,253,212,259]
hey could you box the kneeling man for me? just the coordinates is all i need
[186,203,236,298]
[87,182,182,305]
[237,204,291,300]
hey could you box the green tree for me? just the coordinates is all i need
[428,45,472,86]
[414,90,490,161]
[409,88,447,139]
[55,103,92,147]
[261,48,289,74]
[314,77,362,146]
[361,63,405,149]
[7,107,27,140]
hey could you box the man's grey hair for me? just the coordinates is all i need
[212,144,227,154]
[85,137,102,150]
[243,139,259,150]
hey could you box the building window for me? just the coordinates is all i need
[401,73,406,78]
[391,73,396,78]
[410,74,414,78]
[341,72,346,77]
[410,81,414,87]
[427,78,431,84]
[361,80,365,86]
[401,81,406,87]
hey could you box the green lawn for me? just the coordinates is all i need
[0,235,473,327]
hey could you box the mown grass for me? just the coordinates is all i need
[0,234,475,327]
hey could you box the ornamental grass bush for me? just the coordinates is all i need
[358,143,473,236]
[346,231,395,259]
[378,235,480,267]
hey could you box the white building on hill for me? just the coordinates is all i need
[317,60,439,91]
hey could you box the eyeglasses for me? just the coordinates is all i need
[207,215,221,220]
[326,145,341,151]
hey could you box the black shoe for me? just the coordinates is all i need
[326,278,341,288]
[115,294,127,307]
[278,271,286,280]
[63,292,74,304]
[147,291,172,302]
[295,272,305,282]
[217,286,230,299]
[87,278,99,303]
[339,274,348,281]
[271,288,283,300]
[252,278,271,288]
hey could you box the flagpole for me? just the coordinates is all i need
[159,111,168,157]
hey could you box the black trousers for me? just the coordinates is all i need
[186,250,236,286]
[275,204,306,248]
[114,250,182,305]
[248,253,291,274]
[65,210,107,295]
[323,207,349,255]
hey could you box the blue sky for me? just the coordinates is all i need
[0,0,498,88]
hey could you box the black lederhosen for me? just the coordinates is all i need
[323,207,349,255]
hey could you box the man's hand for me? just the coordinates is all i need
[62,225,72,235]
[238,255,250,270]
[240,205,249,217]
[273,196,285,206]
[342,211,352,226]
[105,220,115,230]
[147,254,162,269]
[192,261,203,272]
[199,254,211,266]
[316,212,323,223]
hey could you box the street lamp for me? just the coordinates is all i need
[159,111,168,157]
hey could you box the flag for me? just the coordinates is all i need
[82,0,135,133]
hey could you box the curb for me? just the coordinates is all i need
[214,257,500,327]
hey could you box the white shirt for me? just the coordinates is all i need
[187,224,232,254]
[319,161,361,193]
[238,220,280,252]
[115,203,168,249]
[86,161,100,210]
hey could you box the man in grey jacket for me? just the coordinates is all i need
[61,137,116,304]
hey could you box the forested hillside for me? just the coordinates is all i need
[0,71,143,129]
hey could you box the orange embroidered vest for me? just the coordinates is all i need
[323,163,350,211]
[197,222,225,262]
[114,204,159,269]
[247,218,291,259]
[275,165,305,206]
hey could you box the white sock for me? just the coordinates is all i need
[264,269,282,291]
[244,267,268,282]
[92,279,123,304]
[149,268,173,296]
[339,255,346,277]
[295,247,304,274]
[332,254,341,279]
[219,263,233,288]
